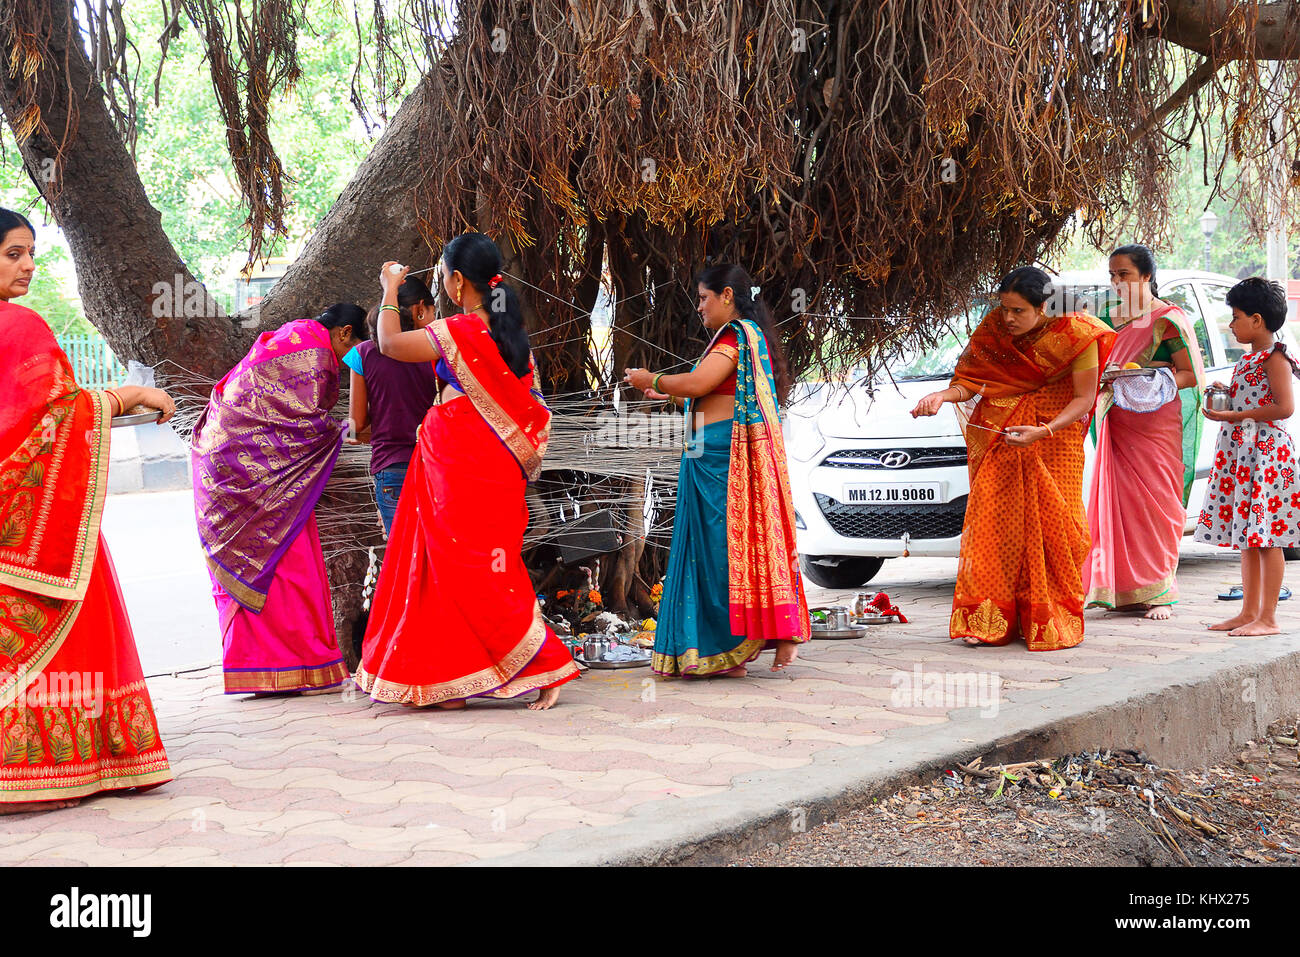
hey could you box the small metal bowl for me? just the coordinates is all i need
[1205,385,1232,412]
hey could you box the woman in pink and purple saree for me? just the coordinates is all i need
[191,304,364,695]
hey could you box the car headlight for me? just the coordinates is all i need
[784,415,826,463]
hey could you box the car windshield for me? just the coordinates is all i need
[888,334,967,380]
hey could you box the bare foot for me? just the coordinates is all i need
[1208,614,1253,631]
[0,799,80,815]
[962,637,985,647]
[1143,605,1174,621]
[716,665,748,678]
[433,699,467,710]
[1228,620,1282,637]
[527,687,560,710]
[771,643,798,671]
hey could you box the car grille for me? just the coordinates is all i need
[819,447,967,469]
[814,493,968,540]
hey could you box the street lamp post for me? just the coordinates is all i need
[1199,209,1219,273]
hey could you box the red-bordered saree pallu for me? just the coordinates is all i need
[652,317,811,676]
[949,309,1115,651]
[355,313,578,705]
[0,302,171,802]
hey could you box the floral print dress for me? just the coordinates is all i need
[1195,345,1300,549]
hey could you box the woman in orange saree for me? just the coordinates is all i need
[913,267,1115,650]
[0,208,174,812]
[356,234,579,710]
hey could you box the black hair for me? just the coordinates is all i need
[696,263,792,404]
[997,266,1056,312]
[1226,277,1289,332]
[441,232,531,378]
[1110,243,1159,297]
[367,275,436,337]
[0,207,35,244]
[312,302,368,339]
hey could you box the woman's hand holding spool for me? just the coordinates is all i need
[380,261,409,296]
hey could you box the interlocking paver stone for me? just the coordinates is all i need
[5,549,1295,865]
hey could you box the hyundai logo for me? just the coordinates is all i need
[879,450,912,469]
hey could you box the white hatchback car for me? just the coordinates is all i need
[785,270,1300,588]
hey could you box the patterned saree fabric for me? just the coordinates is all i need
[191,319,345,613]
[653,318,810,676]
[1,302,171,801]
[356,313,578,704]
[1085,304,1207,608]
[949,309,1116,650]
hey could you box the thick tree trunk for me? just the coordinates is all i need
[248,75,443,332]
[0,0,425,669]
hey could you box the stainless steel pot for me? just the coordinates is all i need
[1205,385,1231,412]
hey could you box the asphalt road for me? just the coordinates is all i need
[102,489,220,676]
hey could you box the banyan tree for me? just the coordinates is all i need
[2,0,1299,660]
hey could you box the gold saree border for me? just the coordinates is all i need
[652,637,766,677]
[0,389,112,601]
[0,392,112,711]
[1085,571,1178,610]
[0,756,172,803]
[429,317,548,480]
[354,604,567,705]
[222,659,350,694]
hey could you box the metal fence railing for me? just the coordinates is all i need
[57,335,127,390]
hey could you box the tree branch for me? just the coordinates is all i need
[1154,0,1300,59]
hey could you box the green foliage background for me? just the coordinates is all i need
[0,2,1293,341]
[0,0,415,336]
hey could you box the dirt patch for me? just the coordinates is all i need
[735,718,1300,867]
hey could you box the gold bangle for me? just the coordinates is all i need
[104,388,123,416]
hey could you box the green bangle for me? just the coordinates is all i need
[653,372,666,394]
[380,304,400,314]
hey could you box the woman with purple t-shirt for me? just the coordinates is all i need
[344,277,441,535]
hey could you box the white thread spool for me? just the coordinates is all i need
[388,264,404,275]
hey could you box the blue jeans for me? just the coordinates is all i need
[374,464,410,537]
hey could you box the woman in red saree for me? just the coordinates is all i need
[0,208,174,812]
[913,267,1115,650]
[356,233,579,710]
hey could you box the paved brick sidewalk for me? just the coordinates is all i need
[2,546,1294,865]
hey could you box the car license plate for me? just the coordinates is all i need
[842,483,941,505]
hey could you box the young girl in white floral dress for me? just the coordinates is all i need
[1195,278,1299,636]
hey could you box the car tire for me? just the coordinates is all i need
[800,555,886,589]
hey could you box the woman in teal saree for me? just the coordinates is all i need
[624,264,810,676]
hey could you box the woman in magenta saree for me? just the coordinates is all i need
[191,305,364,694]
[1,208,173,811]
[1084,246,1206,619]
[356,234,579,710]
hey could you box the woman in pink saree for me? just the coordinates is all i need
[191,305,364,693]
[1084,245,1206,619]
